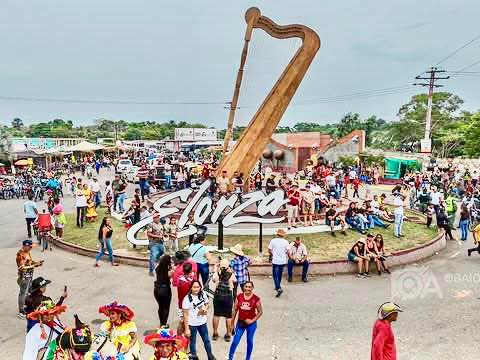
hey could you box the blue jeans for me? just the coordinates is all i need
[189,323,214,359]
[346,217,364,233]
[197,262,210,286]
[165,175,172,189]
[139,179,148,200]
[149,242,164,273]
[116,193,126,212]
[460,219,469,241]
[368,214,386,228]
[287,259,309,279]
[229,321,257,360]
[394,213,404,236]
[95,237,114,263]
[272,264,285,290]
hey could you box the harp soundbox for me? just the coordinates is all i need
[218,7,320,178]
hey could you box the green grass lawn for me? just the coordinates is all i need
[63,208,437,262]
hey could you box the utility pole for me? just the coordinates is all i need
[413,67,449,153]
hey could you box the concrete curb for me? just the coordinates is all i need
[50,229,445,276]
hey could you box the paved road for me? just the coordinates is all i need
[1,173,480,359]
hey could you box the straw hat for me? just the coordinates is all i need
[219,258,230,269]
[276,228,287,237]
[230,244,244,256]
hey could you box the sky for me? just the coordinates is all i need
[0,0,479,129]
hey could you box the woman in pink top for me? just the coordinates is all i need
[52,198,66,238]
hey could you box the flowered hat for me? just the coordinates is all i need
[27,299,67,321]
[144,328,179,346]
[98,301,134,320]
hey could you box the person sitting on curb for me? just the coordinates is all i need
[325,201,347,237]
[347,238,369,278]
[365,233,382,276]
[287,236,309,283]
[374,234,391,274]
[345,202,367,234]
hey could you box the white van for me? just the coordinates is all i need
[117,159,133,174]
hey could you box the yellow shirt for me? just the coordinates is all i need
[83,189,92,200]
[149,352,189,360]
[474,224,480,243]
[101,320,140,354]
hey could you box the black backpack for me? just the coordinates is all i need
[215,270,232,298]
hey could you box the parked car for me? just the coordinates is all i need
[126,166,140,183]
[117,159,133,174]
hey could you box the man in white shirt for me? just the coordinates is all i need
[268,229,289,298]
[287,236,309,282]
[89,177,101,208]
[217,170,230,195]
[393,193,405,237]
[429,186,443,215]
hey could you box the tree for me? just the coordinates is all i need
[11,118,24,129]
[463,111,480,157]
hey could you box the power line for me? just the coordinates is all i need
[455,58,480,73]
[0,95,228,106]
[434,33,480,66]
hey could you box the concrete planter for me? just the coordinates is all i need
[51,229,445,276]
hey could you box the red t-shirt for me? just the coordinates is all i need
[287,190,300,206]
[353,178,361,189]
[236,293,261,321]
[371,319,396,360]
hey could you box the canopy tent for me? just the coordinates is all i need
[14,159,29,166]
[64,141,105,152]
[384,158,421,179]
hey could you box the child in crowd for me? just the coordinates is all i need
[352,178,361,198]
[86,199,98,222]
[426,203,435,228]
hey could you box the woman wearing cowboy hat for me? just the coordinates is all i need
[144,328,188,360]
[25,276,67,332]
[23,300,66,360]
[98,301,140,358]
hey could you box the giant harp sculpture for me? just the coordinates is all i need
[218,7,320,178]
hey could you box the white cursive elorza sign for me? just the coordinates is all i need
[126,179,288,246]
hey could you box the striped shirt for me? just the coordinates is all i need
[136,168,149,179]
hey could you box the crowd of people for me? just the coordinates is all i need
[10,146,480,360]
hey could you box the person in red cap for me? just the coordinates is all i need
[371,302,403,360]
[144,328,188,360]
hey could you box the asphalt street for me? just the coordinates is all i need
[1,172,480,359]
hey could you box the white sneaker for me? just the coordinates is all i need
[17,312,26,320]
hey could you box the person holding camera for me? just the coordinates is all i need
[16,239,44,319]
